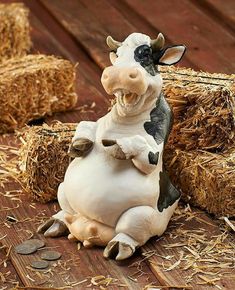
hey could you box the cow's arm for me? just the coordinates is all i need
[132,145,162,175]
[72,121,97,142]
[116,135,162,175]
[69,121,97,158]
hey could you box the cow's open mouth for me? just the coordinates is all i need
[114,89,141,108]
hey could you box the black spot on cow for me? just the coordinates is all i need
[134,44,186,76]
[134,45,157,76]
[144,93,173,145]
[134,45,152,66]
[144,93,180,210]
[148,151,159,165]
[157,170,181,212]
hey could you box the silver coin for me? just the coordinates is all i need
[41,250,61,261]
[24,239,45,249]
[15,243,37,255]
[31,260,49,269]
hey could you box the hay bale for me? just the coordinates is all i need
[0,54,77,133]
[161,66,235,152]
[164,148,235,217]
[19,122,76,203]
[0,3,31,61]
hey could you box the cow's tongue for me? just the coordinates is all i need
[123,93,138,105]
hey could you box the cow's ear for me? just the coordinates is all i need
[158,45,186,65]
[109,52,117,64]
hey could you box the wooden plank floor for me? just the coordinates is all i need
[0,0,234,289]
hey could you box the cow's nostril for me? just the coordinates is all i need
[102,74,109,80]
[129,70,138,79]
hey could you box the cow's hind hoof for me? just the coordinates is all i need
[103,241,134,261]
[37,218,69,238]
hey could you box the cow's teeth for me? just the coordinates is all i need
[115,89,141,108]
[114,90,121,98]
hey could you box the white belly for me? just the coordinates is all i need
[63,146,159,227]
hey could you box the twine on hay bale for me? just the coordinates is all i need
[19,122,76,203]
[0,3,31,61]
[0,54,77,133]
[161,66,235,152]
[164,148,235,217]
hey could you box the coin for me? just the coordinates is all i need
[24,239,45,249]
[15,243,37,255]
[31,260,49,269]
[41,250,61,261]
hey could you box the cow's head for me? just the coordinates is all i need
[101,32,186,117]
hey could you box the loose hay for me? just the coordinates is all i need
[164,148,235,217]
[141,205,235,289]
[0,55,77,133]
[19,122,76,203]
[161,66,235,151]
[0,3,31,61]
[0,143,20,187]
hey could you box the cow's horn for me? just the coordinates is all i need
[106,36,121,51]
[151,33,165,51]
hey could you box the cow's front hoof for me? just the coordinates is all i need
[37,218,69,238]
[68,138,93,158]
[103,240,134,260]
[102,139,127,160]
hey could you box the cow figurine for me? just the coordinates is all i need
[38,32,186,260]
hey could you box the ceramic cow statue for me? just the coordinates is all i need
[38,32,186,260]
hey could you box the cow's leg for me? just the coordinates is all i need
[104,204,176,260]
[37,182,75,237]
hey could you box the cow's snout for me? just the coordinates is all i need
[101,66,147,96]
